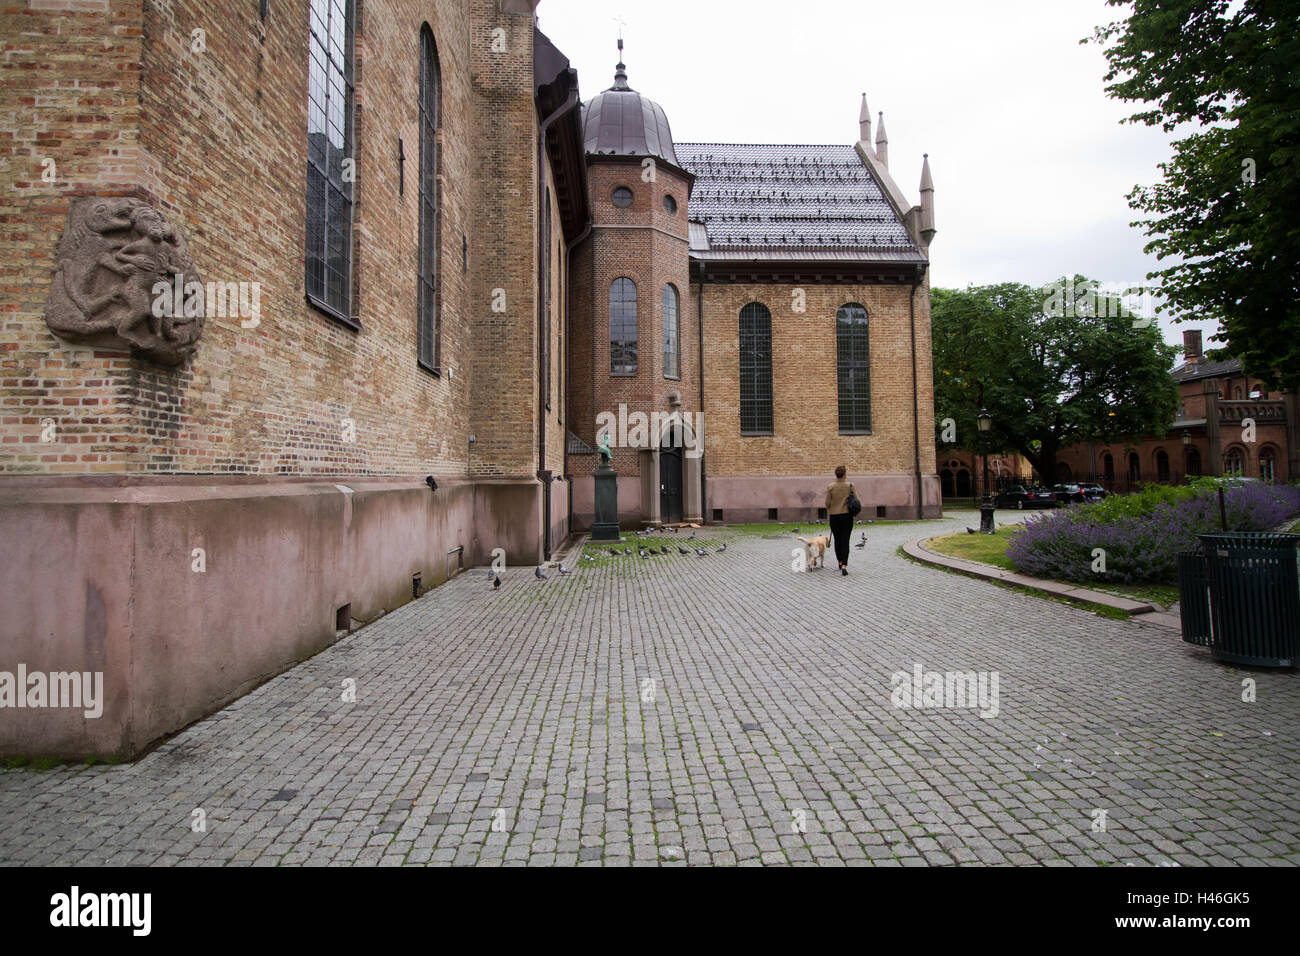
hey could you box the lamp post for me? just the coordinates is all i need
[977,408,995,534]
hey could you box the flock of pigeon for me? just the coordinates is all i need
[487,527,730,590]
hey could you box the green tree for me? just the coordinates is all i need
[1089,0,1300,391]
[933,280,1179,483]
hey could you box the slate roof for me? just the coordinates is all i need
[676,143,924,263]
[1172,357,1242,381]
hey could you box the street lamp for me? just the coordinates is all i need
[977,409,995,534]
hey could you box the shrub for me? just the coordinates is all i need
[1005,482,1300,584]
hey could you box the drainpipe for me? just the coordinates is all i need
[909,269,924,519]
[536,85,581,561]
[697,263,707,523]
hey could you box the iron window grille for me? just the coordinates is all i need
[739,302,773,434]
[610,277,638,375]
[417,26,441,372]
[662,283,680,380]
[836,303,871,433]
[305,0,356,326]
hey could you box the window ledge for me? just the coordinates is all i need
[741,431,775,437]
[306,293,361,332]
[417,359,442,377]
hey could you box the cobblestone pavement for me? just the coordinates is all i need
[2,513,1297,867]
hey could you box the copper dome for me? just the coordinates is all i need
[581,58,680,168]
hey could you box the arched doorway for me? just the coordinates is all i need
[940,469,955,497]
[660,422,684,523]
[1103,453,1115,482]
[1056,462,1072,482]
[955,469,971,498]
[1186,447,1201,477]
[1156,449,1170,484]
[1128,452,1141,487]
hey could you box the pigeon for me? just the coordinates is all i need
[489,570,500,590]
[792,528,800,533]
[716,543,727,553]
[558,564,571,575]
[855,537,867,549]
[695,548,707,557]
[623,548,632,555]
[534,566,547,580]
[678,546,690,555]
[609,548,621,557]
[582,554,594,562]
[640,551,650,560]
[660,546,670,555]
[966,527,977,534]
[687,532,696,540]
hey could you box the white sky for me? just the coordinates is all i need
[536,0,1218,356]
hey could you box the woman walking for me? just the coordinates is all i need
[825,465,856,576]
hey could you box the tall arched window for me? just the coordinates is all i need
[836,303,871,433]
[610,278,637,375]
[739,303,773,434]
[1103,453,1115,480]
[1128,452,1141,485]
[1186,447,1202,476]
[1156,449,1170,483]
[305,0,356,323]
[417,26,441,371]
[1225,446,1245,476]
[662,284,680,380]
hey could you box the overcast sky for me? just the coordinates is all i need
[537,0,1217,356]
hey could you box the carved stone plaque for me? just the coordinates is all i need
[45,197,204,366]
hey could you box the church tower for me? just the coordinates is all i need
[569,42,700,527]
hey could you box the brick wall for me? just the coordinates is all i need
[699,280,935,480]
[0,0,519,481]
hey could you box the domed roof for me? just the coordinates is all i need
[582,53,680,168]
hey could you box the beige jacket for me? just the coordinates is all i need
[826,478,854,516]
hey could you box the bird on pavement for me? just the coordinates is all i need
[678,546,690,555]
[609,548,620,556]
[716,543,727,553]
[695,548,707,557]
[558,564,571,575]
[687,532,696,540]
[855,536,867,549]
[582,554,594,562]
[489,570,500,590]
[966,527,977,534]
[534,566,547,580]
[660,546,670,554]
[623,548,632,555]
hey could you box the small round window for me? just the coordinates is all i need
[612,187,633,208]
[663,194,677,215]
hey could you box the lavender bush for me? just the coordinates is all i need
[1006,482,1300,584]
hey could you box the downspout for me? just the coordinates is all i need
[536,84,580,561]
[697,262,707,523]
[909,269,924,519]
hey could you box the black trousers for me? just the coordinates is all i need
[829,512,853,567]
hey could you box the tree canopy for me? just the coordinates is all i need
[933,280,1179,483]
[1089,0,1300,390]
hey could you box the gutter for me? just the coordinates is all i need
[536,84,581,560]
[697,262,707,522]
[910,268,924,519]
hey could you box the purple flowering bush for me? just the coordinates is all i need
[1006,482,1300,584]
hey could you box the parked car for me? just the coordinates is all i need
[1052,483,1085,504]
[1077,482,1107,501]
[994,485,1058,509]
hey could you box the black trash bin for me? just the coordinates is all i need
[1196,532,1300,667]
[1177,551,1211,647]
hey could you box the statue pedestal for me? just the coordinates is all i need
[591,464,621,540]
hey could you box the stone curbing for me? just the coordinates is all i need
[904,535,1182,628]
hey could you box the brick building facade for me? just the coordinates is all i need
[0,0,937,757]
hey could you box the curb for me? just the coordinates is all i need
[903,535,1181,629]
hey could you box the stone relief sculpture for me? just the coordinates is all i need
[44,197,204,366]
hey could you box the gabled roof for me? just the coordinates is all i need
[676,143,925,265]
[1172,358,1242,381]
